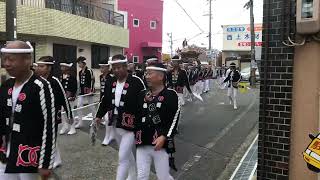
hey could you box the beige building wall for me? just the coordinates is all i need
[0,1,129,48]
[110,46,123,56]
[289,42,320,180]
[222,52,227,65]
[0,2,5,32]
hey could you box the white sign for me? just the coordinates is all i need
[222,24,263,51]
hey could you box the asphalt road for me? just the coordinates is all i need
[73,80,259,180]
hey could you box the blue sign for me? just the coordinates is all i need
[226,27,246,32]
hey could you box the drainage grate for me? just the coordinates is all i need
[230,135,258,180]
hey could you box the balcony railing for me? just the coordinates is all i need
[12,0,124,27]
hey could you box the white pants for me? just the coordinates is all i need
[136,146,173,180]
[227,87,238,108]
[204,80,210,92]
[114,128,137,180]
[77,95,95,119]
[192,85,197,94]
[60,100,74,126]
[199,81,204,95]
[186,86,193,102]
[202,80,206,92]
[102,112,116,145]
[0,163,40,180]
[183,87,188,98]
[194,81,203,95]
[177,93,185,106]
[54,144,62,166]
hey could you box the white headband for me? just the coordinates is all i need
[60,63,73,67]
[36,61,55,65]
[99,63,110,66]
[109,59,128,64]
[146,58,158,62]
[146,67,167,72]
[171,57,181,61]
[0,41,34,54]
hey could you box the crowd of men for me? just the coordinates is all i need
[0,40,241,180]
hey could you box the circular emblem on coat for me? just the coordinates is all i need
[152,115,161,124]
[124,83,129,88]
[18,93,26,101]
[113,82,117,87]
[148,103,156,112]
[8,88,12,95]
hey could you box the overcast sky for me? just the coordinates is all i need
[162,0,264,53]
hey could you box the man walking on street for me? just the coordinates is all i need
[0,40,56,180]
[95,54,145,180]
[59,62,78,135]
[167,55,192,106]
[35,56,73,169]
[222,63,241,110]
[135,63,180,180]
[76,56,95,128]
[98,59,116,146]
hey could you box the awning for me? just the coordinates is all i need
[141,42,162,48]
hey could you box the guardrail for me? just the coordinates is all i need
[15,0,124,27]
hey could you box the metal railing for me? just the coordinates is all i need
[16,0,124,27]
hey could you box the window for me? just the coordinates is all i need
[91,45,110,69]
[133,56,139,63]
[150,21,157,29]
[133,19,139,27]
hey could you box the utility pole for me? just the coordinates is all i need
[6,0,17,41]
[167,33,173,57]
[209,0,212,51]
[245,0,256,87]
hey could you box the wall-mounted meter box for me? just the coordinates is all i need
[297,0,320,34]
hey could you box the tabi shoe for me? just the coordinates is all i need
[67,126,77,135]
[59,123,69,135]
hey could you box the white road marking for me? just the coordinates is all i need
[176,92,258,180]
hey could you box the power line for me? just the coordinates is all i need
[187,32,205,41]
[173,0,205,33]
[167,31,224,47]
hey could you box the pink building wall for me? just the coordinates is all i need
[118,0,163,63]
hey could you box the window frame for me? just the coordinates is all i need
[150,20,157,29]
[133,56,139,63]
[133,18,140,27]
[91,44,110,69]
